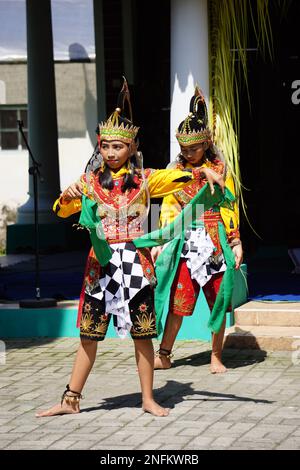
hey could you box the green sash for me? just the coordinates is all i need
[134,184,236,335]
[79,196,112,266]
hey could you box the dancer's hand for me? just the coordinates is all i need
[61,181,83,202]
[200,167,225,194]
[232,243,243,270]
[151,246,163,264]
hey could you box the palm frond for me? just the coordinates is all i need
[208,0,279,233]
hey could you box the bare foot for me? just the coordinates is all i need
[154,355,172,370]
[210,353,227,374]
[36,400,80,418]
[142,399,170,417]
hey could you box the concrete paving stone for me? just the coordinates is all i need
[0,397,15,406]
[208,401,242,412]
[0,403,21,412]
[0,438,20,449]
[0,382,15,390]
[144,415,177,427]
[98,434,132,445]
[247,409,276,420]
[123,434,159,446]
[266,431,295,443]
[0,411,19,419]
[270,407,299,418]
[277,389,300,398]
[144,424,187,435]
[185,436,215,447]
[222,422,256,436]
[84,415,126,426]
[178,412,227,423]
[0,370,22,377]
[0,432,24,444]
[191,411,231,422]
[209,436,237,448]
[242,375,283,385]
[0,418,15,434]
[242,424,288,440]
[64,426,110,439]
[5,372,37,381]
[4,443,47,450]
[1,337,300,450]
[9,424,42,433]
[46,440,76,450]
[23,427,71,438]
[281,418,300,426]
[14,431,68,441]
[177,425,210,437]
[204,421,234,434]
[68,440,103,450]
[65,431,111,440]
[4,416,41,427]
[231,445,259,450]
[219,411,254,423]
[275,438,300,450]
[232,439,276,450]
[16,392,43,400]
[135,443,161,450]
[44,439,77,450]
[140,435,192,446]
[22,432,68,447]
[158,444,188,450]
[125,418,159,427]
[91,444,136,450]
[260,415,284,425]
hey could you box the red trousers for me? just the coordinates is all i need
[169,259,224,316]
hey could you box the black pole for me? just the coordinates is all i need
[31,153,40,300]
[18,120,41,300]
[17,120,57,308]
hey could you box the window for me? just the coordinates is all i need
[0,106,28,150]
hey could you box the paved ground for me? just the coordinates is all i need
[0,338,300,450]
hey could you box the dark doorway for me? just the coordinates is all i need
[239,1,300,298]
[133,0,171,170]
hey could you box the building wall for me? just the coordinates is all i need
[0,61,97,207]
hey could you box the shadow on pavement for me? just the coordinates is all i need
[170,349,267,370]
[81,379,274,413]
[2,337,73,350]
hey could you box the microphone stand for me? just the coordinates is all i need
[17,120,57,308]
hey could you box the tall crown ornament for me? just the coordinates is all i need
[98,77,139,144]
[176,86,213,147]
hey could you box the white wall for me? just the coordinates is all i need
[0,150,29,206]
[58,132,95,190]
[0,132,94,209]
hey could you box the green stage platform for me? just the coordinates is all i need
[0,265,247,341]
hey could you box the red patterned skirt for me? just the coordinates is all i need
[169,259,224,316]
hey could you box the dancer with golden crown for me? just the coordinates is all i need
[149,87,243,374]
[36,79,225,418]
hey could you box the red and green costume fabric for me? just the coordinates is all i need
[134,184,236,335]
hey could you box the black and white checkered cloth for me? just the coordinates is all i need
[89,242,149,338]
[181,227,227,286]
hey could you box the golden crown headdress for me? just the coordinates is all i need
[176,86,212,147]
[98,77,139,144]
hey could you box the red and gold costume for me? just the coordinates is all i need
[54,164,203,338]
[160,158,240,317]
